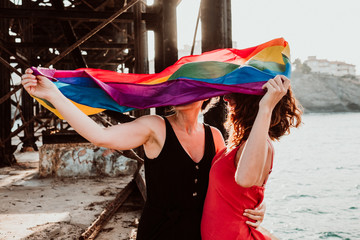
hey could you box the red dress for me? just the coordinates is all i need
[201,144,274,240]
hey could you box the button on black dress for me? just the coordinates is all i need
[136,117,216,240]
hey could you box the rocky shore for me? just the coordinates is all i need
[291,72,360,112]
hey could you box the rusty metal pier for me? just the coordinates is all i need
[0,0,232,167]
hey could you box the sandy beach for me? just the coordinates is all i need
[0,151,143,240]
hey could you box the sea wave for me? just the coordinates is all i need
[262,113,360,239]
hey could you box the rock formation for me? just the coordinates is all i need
[291,71,360,112]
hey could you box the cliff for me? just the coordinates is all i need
[291,72,360,112]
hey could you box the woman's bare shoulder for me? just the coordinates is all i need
[136,114,164,125]
[138,115,166,158]
[136,114,166,137]
[209,126,226,152]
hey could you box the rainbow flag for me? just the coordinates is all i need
[31,38,291,119]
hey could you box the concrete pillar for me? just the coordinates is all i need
[152,0,178,115]
[134,1,149,74]
[201,0,232,137]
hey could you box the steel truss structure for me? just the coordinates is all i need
[0,0,181,166]
[0,0,232,167]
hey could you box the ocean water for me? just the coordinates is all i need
[263,112,360,239]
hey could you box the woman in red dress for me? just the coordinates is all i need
[201,75,302,240]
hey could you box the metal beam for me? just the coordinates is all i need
[51,0,88,68]
[0,115,36,148]
[45,0,141,67]
[0,8,133,22]
[0,0,15,166]
[0,56,23,77]
[0,84,22,105]
[21,0,37,151]
[10,42,133,49]
[0,41,30,67]
[0,8,158,23]
[0,55,23,105]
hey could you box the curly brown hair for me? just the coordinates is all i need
[225,87,303,148]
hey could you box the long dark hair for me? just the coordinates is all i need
[225,87,303,148]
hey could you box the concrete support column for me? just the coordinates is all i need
[134,1,149,74]
[201,0,232,137]
[132,1,150,143]
[201,0,232,50]
[153,0,178,115]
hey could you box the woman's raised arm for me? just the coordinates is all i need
[21,68,157,151]
[235,75,290,187]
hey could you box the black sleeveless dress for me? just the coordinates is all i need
[136,117,216,240]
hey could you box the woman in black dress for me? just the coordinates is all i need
[21,68,265,240]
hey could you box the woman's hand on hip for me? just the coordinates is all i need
[243,201,266,228]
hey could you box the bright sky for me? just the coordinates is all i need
[176,0,360,75]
